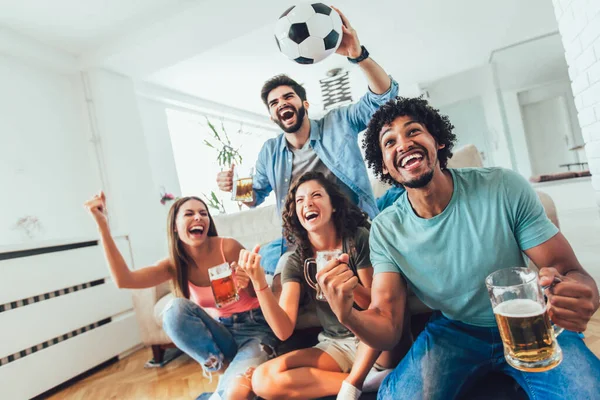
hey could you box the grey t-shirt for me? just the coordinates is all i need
[281,227,371,338]
[289,141,359,205]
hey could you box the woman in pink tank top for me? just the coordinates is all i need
[84,192,276,400]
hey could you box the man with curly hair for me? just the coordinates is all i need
[317,97,600,398]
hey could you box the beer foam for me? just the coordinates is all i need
[209,270,232,280]
[494,299,545,317]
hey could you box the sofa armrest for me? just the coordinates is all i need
[131,282,173,346]
[535,190,559,229]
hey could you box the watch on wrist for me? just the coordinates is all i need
[347,45,369,64]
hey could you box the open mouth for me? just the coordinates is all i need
[279,106,296,122]
[304,210,319,222]
[188,225,205,236]
[398,151,425,171]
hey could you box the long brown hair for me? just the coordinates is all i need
[282,172,370,262]
[167,196,218,299]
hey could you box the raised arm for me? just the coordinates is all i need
[84,192,172,289]
[332,7,391,94]
[237,246,301,340]
[328,8,398,134]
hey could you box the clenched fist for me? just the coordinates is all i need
[84,191,109,230]
[540,267,597,332]
[317,253,357,324]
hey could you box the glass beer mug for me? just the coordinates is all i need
[231,164,254,202]
[208,262,239,308]
[304,250,342,301]
[486,267,563,372]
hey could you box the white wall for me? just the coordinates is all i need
[500,79,584,178]
[518,80,584,146]
[553,0,600,208]
[422,65,514,170]
[86,69,166,267]
[138,99,182,197]
[502,92,533,178]
[0,54,98,245]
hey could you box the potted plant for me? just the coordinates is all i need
[203,118,243,214]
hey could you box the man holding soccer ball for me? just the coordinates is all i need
[216,5,397,232]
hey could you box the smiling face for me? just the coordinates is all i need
[174,199,211,247]
[294,179,334,234]
[267,85,308,133]
[380,115,445,188]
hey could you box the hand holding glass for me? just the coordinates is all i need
[304,250,342,301]
[486,267,563,372]
[231,164,254,202]
[208,262,240,308]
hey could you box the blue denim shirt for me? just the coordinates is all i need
[252,78,399,219]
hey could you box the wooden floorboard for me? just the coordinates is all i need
[47,348,218,400]
[48,313,600,399]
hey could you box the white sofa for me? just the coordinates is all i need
[131,145,559,363]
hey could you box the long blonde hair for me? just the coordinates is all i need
[166,196,218,298]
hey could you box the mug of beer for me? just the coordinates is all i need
[304,250,342,301]
[486,267,563,372]
[231,164,254,202]
[208,262,240,308]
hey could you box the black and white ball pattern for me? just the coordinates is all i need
[274,3,343,64]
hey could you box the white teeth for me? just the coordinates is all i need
[189,226,204,233]
[401,153,423,167]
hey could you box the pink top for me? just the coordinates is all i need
[188,237,260,318]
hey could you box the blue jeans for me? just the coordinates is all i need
[379,312,600,400]
[162,298,277,398]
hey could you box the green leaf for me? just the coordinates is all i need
[206,118,221,141]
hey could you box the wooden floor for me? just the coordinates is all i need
[49,313,600,400]
[47,349,218,400]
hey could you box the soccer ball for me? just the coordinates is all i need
[274,3,343,65]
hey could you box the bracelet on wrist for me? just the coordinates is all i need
[347,45,369,64]
[255,284,269,292]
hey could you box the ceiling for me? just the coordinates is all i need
[0,0,195,55]
[0,0,561,115]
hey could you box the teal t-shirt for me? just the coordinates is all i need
[370,168,559,327]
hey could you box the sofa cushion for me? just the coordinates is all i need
[154,293,174,328]
[213,204,282,249]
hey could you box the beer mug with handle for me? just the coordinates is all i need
[304,250,342,302]
[231,164,254,202]
[208,262,240,308]
[486,267,563,372]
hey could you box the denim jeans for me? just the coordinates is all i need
[162,298,277,398]
[378,312,600,400]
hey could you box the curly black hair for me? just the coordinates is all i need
[282,171,370,262]
[362,96,457,187]
[260,74,307,108]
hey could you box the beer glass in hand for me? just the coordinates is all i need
[208,263,240,308]
[304,250,342,301]
[231,164,254,202]
[486,267,563,372]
